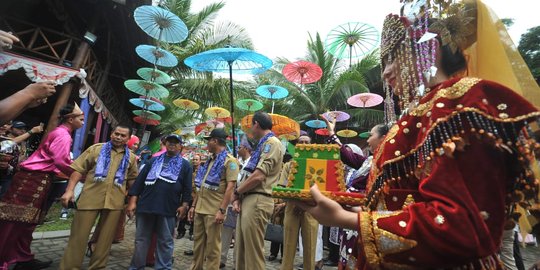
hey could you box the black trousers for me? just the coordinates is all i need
[270,241,283,257]
[513,231,525,270]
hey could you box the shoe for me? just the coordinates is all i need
[86,242,95,258]
[184,250,194,256]
[323,260,338,267]
[219,262,226,269]
[268,255,277,261]
[177,232,185,239]
[60,212,68,220]
[14,259,52,270]
[146,262,155,267]
[297,263,303,270]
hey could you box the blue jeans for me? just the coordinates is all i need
[129,213,176,270]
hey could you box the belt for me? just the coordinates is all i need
[243,192,272,197]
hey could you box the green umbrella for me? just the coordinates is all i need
[359,131,370,139]
[124,79,169,99]
[137,67,172,85]
[133,110,162,121]
[236,99,263,112]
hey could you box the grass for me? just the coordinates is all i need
[35,202,74,232]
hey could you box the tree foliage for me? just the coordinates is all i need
[518,26,540,83]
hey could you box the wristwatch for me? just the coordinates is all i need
[219,207,226,214]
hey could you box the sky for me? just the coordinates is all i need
[190,0,540,61]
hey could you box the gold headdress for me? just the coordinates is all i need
[63,102,84,118]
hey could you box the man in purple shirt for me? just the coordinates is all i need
[0,103,84,270]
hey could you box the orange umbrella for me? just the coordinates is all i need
[337,129,358,138]
[240,113,300,137]
[173,99,200,110]
[205,107,231,119]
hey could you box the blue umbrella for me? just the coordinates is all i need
[256,85,289,113]
[305,119,327,129]
[129,98,165,112]
[136,45,178,67]
[184,47,273,156]
[134,5,188,44]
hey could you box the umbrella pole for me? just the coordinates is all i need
[228,62,237,157]
[349,44,353,68]
[271,101,275,114]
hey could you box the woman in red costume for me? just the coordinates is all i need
[297,0,540,269]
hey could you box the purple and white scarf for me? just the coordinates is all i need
[243,132,275,173]
[94,141,131,187]
[145,153,183,185]
[194,150,228,191]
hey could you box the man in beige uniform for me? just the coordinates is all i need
[59,125,138,269]
[281,134,319,270]
[232,112,283,270]
[188,129,239,270]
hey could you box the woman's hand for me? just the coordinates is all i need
[292,185,358,230]
[320,113,337,135]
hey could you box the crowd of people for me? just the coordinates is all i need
[1,0,540,269]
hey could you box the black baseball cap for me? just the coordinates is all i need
[165,134,183,143]
[203,128,228,140]
[11,121,27,129]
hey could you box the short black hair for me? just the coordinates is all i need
[252,112,272,130]
[374,124,389,137]
[58,104,75,124]
[113,125,133,136]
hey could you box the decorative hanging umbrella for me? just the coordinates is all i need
[133,5,188,44]
[236,99,263,112]
[347,93,384,108]
[185,47,273,156]
[305,119,327,129]
[205,107,231,119]
[279,133,299,141]
[255,85,289,113]
[137,67,172,85]
[325,22,379,67]
[129,97,165,111]
[136,45,179,67]
[124,79,169,99]
[195,123,209,135]
[173,99,200,110]
[133,116,160,126]
[133,110,161,121]
[283,60,323,87]
[322,111,350,123]
[359,131,370,139]
[315,128,330,136]
[206,119,225,129]
[216,117,233,124]
[240,113,300,137]
[337,129,358,138]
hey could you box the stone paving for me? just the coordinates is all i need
[28,222,540,269]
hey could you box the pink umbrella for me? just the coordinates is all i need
[206,120,225,129]
[322,111,350,122]
[282,60,323,86]
[347,93,383,108]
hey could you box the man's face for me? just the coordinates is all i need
[250,121,262,139]
[68,115,85,130]
[10,127,25,137]
[0,122,12,135]
[165,139,182,155]
[297,135,311,144]
[207,138,218,153]
[110,127,130,148]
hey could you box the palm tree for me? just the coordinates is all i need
[156,0,255,134]
[257,33,384,132]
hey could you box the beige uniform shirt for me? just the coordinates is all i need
[195,153,239,215]
[276,161,292,187]
[72,143,139,210]
[252,136,284,194]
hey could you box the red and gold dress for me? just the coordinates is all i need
[355,77,540,269]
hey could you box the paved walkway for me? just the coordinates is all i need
[30,222,335,270]
[29,222,540,269]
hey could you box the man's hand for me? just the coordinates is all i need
[232,199,241,213]
[0,30,19,49]
[215,210,225,224]
[22,82,56,101]
[30,123,44,134]
[126,202,136,219]
[188,207,195,222]
[176,205,188,220]
[60,190,75,208]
